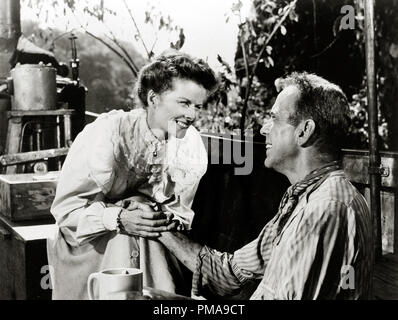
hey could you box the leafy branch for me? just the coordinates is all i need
[238,0,297,136]
[122,0,152,60]
[21,0,184,77]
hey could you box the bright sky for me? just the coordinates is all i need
[21,0,253,71]
[131,0,252,70]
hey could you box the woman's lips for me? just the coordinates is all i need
[175,119,190,129]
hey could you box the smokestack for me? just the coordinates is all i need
[0,0,21,155]
[0,0,21,77]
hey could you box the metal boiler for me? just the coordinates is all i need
[11,62,57,111]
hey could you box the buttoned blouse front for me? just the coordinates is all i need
[51,108,208,247]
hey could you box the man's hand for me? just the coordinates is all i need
[119,202,179,238]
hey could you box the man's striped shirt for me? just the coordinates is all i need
[192,170,374,299]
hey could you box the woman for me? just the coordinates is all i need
[47,51,218,299]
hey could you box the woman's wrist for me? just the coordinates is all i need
[116,209,125,233]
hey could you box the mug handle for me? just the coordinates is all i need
[87,272,99,300]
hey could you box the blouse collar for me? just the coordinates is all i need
[135,108,166,147]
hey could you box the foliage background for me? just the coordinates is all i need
[199,0,397,151]
[21,0,398,151]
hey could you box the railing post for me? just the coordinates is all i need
[364,0,382,260]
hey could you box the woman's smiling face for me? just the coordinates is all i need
[147,78,208,139]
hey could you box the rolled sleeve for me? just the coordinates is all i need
[191,222,276,298]
[191,246,246,297]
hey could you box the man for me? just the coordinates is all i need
[155,72,374,300]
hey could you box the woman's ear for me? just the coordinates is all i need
[147,90,157,108]
[297,119,316,146]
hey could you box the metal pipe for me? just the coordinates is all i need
[0,0,20,154]
[0,0,21,77]
[63,114,72,147]
[0,0,20,36]
[34,123,42,151]
[56,116,62,170]
[364,0,382,259]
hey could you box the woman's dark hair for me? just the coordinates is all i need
[135,50,218,107]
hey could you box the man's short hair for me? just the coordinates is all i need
[277,72,351,159]
[135,50,218,107]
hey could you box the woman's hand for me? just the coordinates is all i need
[119,202,179,238]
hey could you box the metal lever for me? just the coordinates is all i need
[368,164,390,177]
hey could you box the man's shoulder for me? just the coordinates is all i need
[307,170,366,209]
[297,172,369,228]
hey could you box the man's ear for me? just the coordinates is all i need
[297,119,316,147]
[147,90,157,107]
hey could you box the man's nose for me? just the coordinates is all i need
[260,120,273,136]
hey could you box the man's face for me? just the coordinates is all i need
[260,86,301,173]
[151,78,207,139]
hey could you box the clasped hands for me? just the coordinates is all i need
[116,199,182,238]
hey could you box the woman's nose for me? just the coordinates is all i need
[185,105,197,121]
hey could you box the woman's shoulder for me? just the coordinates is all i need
[167,126,208,184]
[94,108,144,125]
[184,125,205,146]
[84,108,146,140]
[182,126,207,158]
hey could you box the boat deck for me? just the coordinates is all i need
[374,254,398,299]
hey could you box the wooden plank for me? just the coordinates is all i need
[13,224,56,242]
[364,188,396,254]
[7,109,75,117]
[4,116,22,174]
[0,176,10,218]
[342,152,398,188]
[373,254,398,300]
[0,215,55,242]
[0,148,69,166]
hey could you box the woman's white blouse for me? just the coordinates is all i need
[51,108,208,246]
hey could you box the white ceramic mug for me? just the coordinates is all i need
[87,268,143,300]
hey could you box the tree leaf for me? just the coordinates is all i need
[231,0,243,13]
[267,56,274,67]
[389,43,398,58]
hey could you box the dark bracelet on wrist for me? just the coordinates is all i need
[116,210,125,233]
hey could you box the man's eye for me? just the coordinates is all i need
[180,101,190,107]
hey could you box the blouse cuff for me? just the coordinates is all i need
[102,206,123,231]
